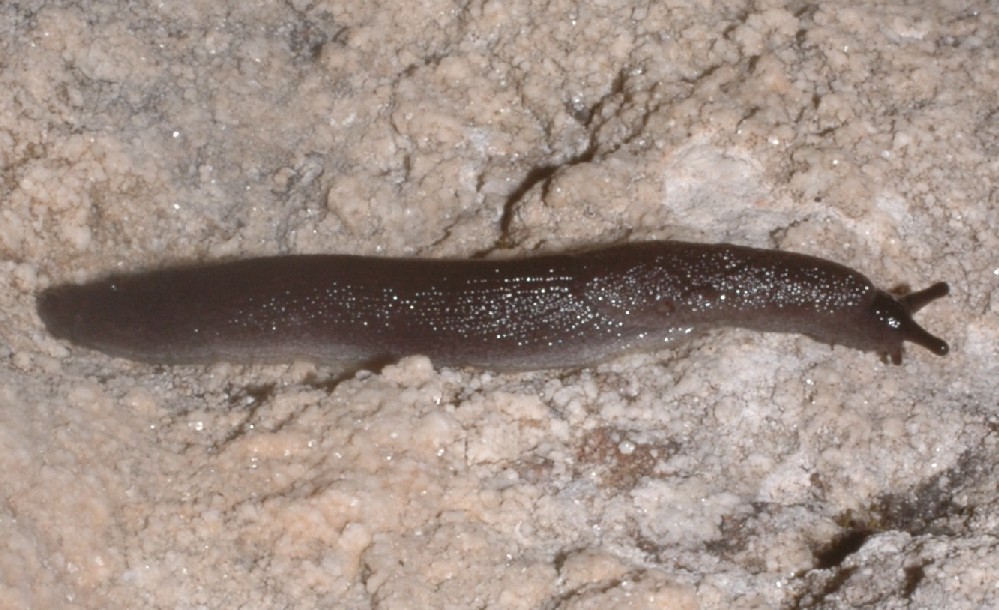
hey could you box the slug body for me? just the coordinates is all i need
[37,241,949,369]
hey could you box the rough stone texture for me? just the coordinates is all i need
[1,1,996,608]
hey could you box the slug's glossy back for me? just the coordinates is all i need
[36,241,950,369]
[583,242,950,365]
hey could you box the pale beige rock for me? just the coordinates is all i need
[1,0,996,608]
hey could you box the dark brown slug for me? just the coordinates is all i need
[36,241,949,369]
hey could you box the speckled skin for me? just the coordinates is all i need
[36,241,949,369]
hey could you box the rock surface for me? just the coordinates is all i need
[1,1,996,608]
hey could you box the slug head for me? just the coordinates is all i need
[867,282,949,365]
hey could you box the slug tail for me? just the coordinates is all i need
[37,284,85,343]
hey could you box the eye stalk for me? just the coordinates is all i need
[872,282,950,365]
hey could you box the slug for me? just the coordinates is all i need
[36,241,949,369]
